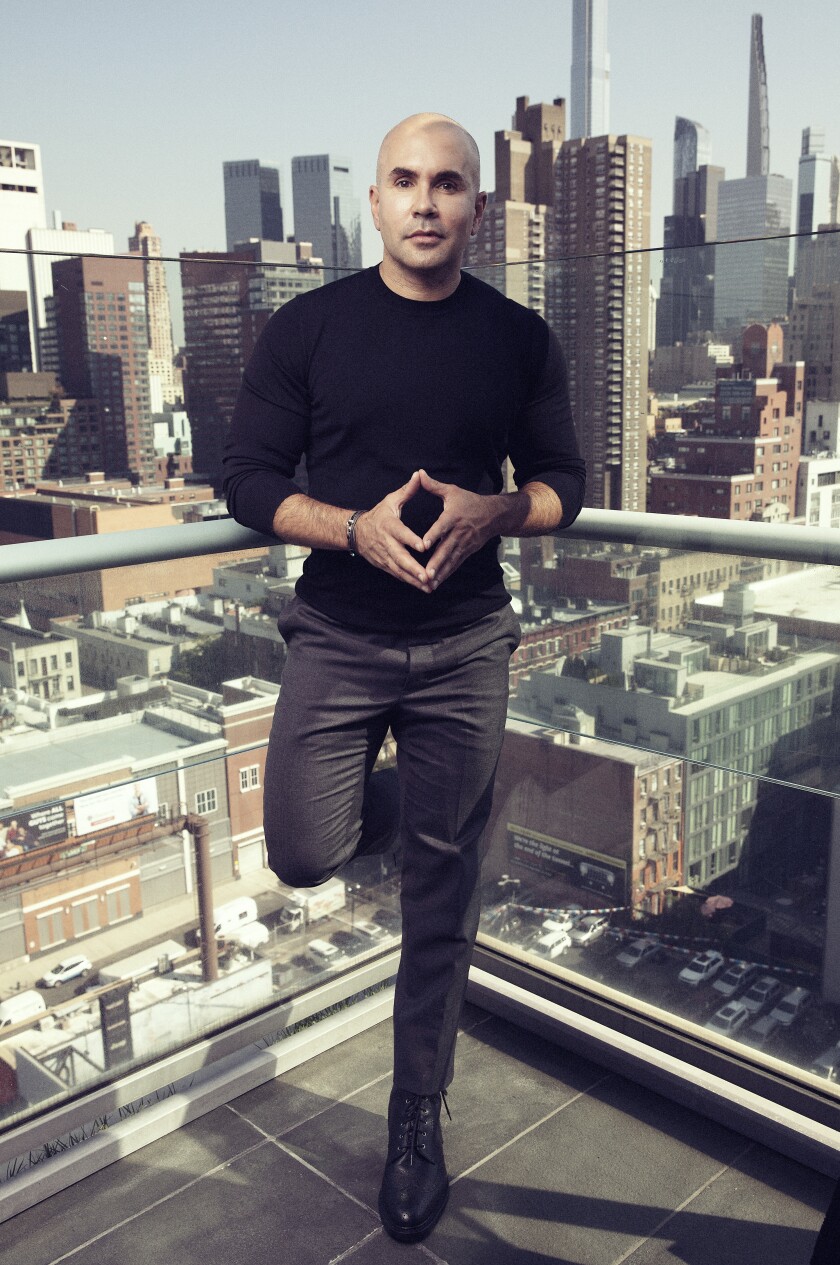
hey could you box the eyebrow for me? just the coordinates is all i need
[387,167,467,186]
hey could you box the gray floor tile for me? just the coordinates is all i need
[618,1143,833,1265]
[0,1106,263,1265]
[230,1017,395,1138]
[432,1077,762,1264]
[61,1138,378,1265]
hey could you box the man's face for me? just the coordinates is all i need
[370,119,485,289]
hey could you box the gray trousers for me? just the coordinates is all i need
[263,597,520,1094]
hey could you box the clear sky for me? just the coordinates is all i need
[4,0,839,323]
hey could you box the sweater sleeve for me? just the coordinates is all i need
[508,325,586,528]
[222,302,311,535]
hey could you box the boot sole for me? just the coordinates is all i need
[378,1183,450,1243]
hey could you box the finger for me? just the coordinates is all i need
[392,469,423,510]
[424,537,462,585]
[379,541,433,590]
[420,511,451,553]
[417,468,449,496]
[380,516,427,554]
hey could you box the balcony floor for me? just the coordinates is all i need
[2,1002,833,1265]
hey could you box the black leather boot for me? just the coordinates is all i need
[377,1087,451,1242]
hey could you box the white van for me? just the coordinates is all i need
[195,897,259,943]
[0,989,47,1029]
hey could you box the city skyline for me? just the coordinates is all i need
[4,0,839,292]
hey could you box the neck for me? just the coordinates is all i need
[377,258,462,302]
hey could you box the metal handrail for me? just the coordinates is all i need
[0,509,838,585]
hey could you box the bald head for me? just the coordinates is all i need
[376,113,481,193]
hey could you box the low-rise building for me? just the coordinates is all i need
[0,605,80,701]
[485,718,684,916]
[511,590,839,890]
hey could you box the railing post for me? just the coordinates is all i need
[186,813,218,982]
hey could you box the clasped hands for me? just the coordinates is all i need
[353,469,499,594]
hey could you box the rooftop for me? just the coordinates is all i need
[2,1002,831,1264]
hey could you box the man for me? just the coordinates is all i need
[223,112,585,1242]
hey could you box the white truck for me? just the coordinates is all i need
[278,878,346,933]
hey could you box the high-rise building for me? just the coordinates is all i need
[552,133,652,511]
[673,117,712,184]
[128,221,181,411]
[465,96,565,318]
[713,174,792,330]
[0,292,32,373]
[180,240,323,480]
[569,0,610,140]
[789,282,840,400]
[0,140,46,294]
[0,371,102,489]
[291,155,362,272]
[26,218,115,371]
[223,160,284,252]
[794,127,840,282]
[657,117,723,347]
[713,14,790,331]
[51,255,155,483]
[746,13,770,178]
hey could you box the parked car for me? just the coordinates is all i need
[531,928,571,961]
[746,1013,781,1048]
[704,1001,749,1037]
[616,937,663,968]
[768,987,813,1028]
[541,912,576,934]
[678,950,725,987]
[372,908,402,935]
[740,975,784,1014]
[810,1042,840,1082]
[40,955,92,988]
[712,961,760,999]
[354,919,390,942]
[569,914,610,946]
[308,938,345,965]
[330,930,369,957]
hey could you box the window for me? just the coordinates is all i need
[195,788,218,814]
[239,765,261,792]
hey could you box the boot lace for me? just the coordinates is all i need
[394,1090,452,1160]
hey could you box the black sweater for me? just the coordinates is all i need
[223,266,585,634]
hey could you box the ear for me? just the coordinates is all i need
[369,184,381,232]
[471,190,487,237]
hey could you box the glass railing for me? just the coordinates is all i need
[2,230,840,1176]
[481,541,839,1092]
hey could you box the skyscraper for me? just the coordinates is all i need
[26,218,115,372]
[552,133,652,511]
[657,119,723,347]
[673,118,712,184]
[128,221,181,410]
[51,255,155,482]
[713,13,791,332]
[569,0,610,140]
[0,140,46,294]
[291,155,361,272]
[1,139,47,365]
[180,241,322,479]
[746,14,770,178]
[223,160,284,251]
[794,127,840,282]
[466,96,565,317]
[714,175,791,330]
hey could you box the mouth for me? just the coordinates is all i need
[408,230,443,241]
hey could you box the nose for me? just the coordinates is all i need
[411,181,437,217]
